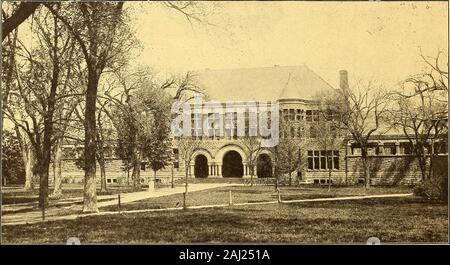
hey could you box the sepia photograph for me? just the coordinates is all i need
[1,0,448,246]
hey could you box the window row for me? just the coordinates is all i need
[350,142,448,156]
[307,150,340,170]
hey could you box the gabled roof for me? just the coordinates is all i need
[192,65,335,102]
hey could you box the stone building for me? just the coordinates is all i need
[53,65,448,186]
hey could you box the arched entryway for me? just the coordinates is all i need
[222,151,243,178]
[194,155,208,178]
[257,154,273,178]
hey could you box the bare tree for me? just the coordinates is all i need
[176,136,201,209]
[4,7,81,207]
[273,117,306,188]
[95,100,116,193]
[389,51,448,180]
[312,91,346,191]
[338,81,387,189]
[46,2,136,212]
[240,136,262,186]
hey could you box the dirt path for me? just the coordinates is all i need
[1,183,239,225]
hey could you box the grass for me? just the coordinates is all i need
[1,185,147,205]
[100,185,413,212]
[2,196,447,243]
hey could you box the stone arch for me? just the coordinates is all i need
[215,144,247,164]
[190,148,214,166]
[258,148,275,162]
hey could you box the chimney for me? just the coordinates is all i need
[339,70,348,90]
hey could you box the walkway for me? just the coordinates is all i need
[1,183,239,225]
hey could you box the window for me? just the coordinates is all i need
[113,179,118,183]
[307,150,340,170]
[375,146,382,155]
[333,151,340,169]
[107,179,112,183]
[352,147,361,155]
[384,143,396,155]
[313,151,320,170]
[367,146,376,156]
[233,112,238,139]
[308,151,314,170]
[289,109,295,121]
[320,151,326,169]
[283,109,289,121]
[434,142,448,154]
[296,109,303,121]
[400,142,413,155]
[207,113,221,140]
[141,162,146,171]
[249,111,257,137]
[306,110,312,121]
[306,110,319,122]
[192,113,202,139]
[225,112,233,139]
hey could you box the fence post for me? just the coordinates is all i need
[118,194,121,213]
[229,190,232,206]
[277,189,281,203]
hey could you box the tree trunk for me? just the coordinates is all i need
[23,144,34,191]
[250,163,254,187]
[362,155,370,189]
[274,166,278,191]
[171,163,174,188]
[37,155,50,208]
[132,160,141,191]
[328,160,332,192]
[185,164,189,193]
[126,165,130,186]
[100,162,107,192]
[288,171,292,186]
[130,144,142,191]
[51,140,63,197]
[418,155,428,181]
[184,163,189,209]
[83,72,99,213]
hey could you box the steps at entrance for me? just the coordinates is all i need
[174,178,249,184]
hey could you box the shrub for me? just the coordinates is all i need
[414,173,448,201]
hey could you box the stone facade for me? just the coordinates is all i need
[49,66,448,186]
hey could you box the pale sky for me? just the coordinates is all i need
[129,1,448,89]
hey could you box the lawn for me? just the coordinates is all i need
[2,196,447,243]
[100,185,414,212]
[1,185,147,205]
